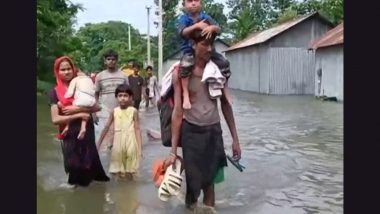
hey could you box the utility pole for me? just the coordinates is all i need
[158,0,163,80]
[146,6,152,66]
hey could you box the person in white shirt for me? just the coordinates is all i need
[144,65,159,108]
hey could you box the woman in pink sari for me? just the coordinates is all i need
[48,56,109,187]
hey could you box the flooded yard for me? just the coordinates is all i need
[37,90,343,214]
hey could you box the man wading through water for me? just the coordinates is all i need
[94,50,129,148]
[165,26,242,210]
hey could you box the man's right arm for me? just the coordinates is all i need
[220,82,241,160]
[170,69,183,157]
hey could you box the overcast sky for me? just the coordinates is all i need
[70,0,228,35]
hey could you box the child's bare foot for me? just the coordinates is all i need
[110,173,119,181]
[183,97,191,109]
[61,126,69,136]
[127,173,134,181]
[183,102,191,109]
[77,128,86,140]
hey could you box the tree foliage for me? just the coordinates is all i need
[154,0,181,58]
[291,0,343,25]
[37,0,343,85]
[37,0,158,83]
[227,0,274,42]
[276,8,299,24]
[73,21,158,73]
[37,0,82,82]
[320,0,344,25]
[225,0,343,42]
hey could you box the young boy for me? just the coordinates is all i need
[178,0,232,109]
[144,66,159,108]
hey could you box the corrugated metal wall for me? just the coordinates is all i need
[227,47,315,95]
[228,46,260,92]
[259,46,270,94]
[269,17,333,48]
[268,47,315,95]
[314,45,343,101]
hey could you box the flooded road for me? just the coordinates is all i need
[37,90,343,214]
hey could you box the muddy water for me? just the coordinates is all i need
[37,90,343,214]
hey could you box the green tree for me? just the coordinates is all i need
[272,0,296,12]
[291,0,343,25]
[321,0,343,25]
[229,8,257,41]
[227,0,273,42]
[73,21,157,74]
[267,0,344,29]
[154,0,180,58]
[276,8,299,24]
[271,0,296,21]
[37,0,82,82]
[292,0,323,15]
[202,0,228,28]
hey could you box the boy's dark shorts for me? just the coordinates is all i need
[179,51,231,79]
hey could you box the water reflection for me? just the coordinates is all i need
[61,184,107,214]
[107,179,139,213]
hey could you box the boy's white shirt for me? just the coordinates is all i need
[65,74,96,107]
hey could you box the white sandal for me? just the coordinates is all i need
[157,159,183,201]
[165,159,183,196]
[158,181,172,201]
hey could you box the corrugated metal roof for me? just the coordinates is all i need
[226,12,326,52]
[309,23,343,50]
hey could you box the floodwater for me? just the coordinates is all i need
[37,90,343,214]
